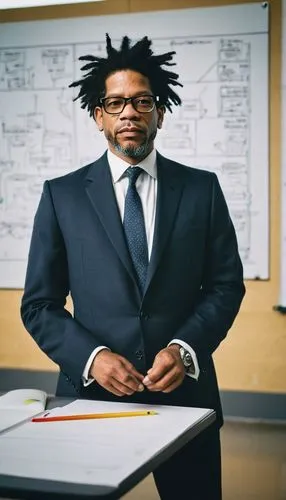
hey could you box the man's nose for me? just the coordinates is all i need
[120,101,140,118]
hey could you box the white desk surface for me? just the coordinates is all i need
[0,398,216,499]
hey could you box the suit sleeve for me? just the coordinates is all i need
[21,181,100,389]
[174,173,245,361]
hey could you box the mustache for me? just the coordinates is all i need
[116,122,145,134]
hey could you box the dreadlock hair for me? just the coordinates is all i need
[69,34,183,116]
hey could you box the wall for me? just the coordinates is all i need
[0,0,285,394]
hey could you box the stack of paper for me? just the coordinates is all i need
[0,399,214,489]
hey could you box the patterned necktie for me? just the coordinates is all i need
[123,166,148,293]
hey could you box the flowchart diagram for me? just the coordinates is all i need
[0,7,269,285]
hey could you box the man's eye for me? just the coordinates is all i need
[136,98,151,105]
[107,99,123,107]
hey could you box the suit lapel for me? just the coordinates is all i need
[84,152,185,297]
[84,153,138,289]
[145,153,185,292]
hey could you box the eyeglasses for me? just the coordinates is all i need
[100,95,157,114]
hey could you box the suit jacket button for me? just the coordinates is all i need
[135,350,143,360]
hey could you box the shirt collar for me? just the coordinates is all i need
[107,149,157,184]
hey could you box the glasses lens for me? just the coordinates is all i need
[103,97,125,114]
[133,96,155,112]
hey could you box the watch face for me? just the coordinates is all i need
[184,352,193,366]
[180,347,192,367]
[179,347,195,374]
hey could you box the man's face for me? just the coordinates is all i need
[94,70,164,164]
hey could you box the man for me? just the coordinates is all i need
[21,34,245,499]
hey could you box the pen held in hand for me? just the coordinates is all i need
[32,410,158,423]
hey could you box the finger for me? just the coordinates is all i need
[113,367,145,393]
[121,360,145,382]
[110,376,142,396]
[129,367,145,383]
[143,364,169,385]
[102,380,129,397]
[145,370,178,392]
[147,361,185,392]
[143,361,172,385]
[148,376,183,393]
[99,375,140,397]
[162,378,183,393]
[144,349,179,384]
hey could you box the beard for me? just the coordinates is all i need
[107,130,157,160]
[114,142,148,159]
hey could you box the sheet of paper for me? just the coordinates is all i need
[0,400,213,488]
[0,410,37,433]
[0,389,47,433]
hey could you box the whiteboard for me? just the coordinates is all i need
[0,3,269,287]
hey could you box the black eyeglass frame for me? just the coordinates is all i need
[99,94,159,114]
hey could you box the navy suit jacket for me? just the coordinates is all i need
[21,151,245,425]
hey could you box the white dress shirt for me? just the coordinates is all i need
[82,149,200,384]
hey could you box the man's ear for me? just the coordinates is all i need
[94,106,103,131]
[157,106,165,129]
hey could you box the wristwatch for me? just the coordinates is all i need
[179,346,195,375]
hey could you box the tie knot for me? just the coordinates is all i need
[126,166,143,186]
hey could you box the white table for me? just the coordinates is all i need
[0,398,216,499]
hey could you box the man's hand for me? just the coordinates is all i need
[142,344,185,393]
[90,350,145,397]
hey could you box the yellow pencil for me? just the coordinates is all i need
[32,410,158,422]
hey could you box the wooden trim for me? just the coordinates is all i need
[129,0,264,14]
[0,0,130,22]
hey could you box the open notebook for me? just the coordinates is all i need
[0,388,47,433]
[0,399,215,491]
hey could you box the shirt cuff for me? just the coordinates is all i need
[168,339,200,380]
[82,346,110,387]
